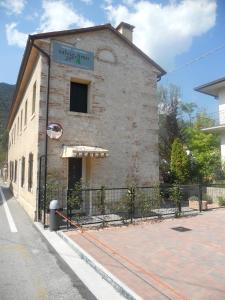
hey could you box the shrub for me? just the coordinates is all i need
[170,184,183,216]
[67,180,83,210]
[217,196,225,207]
[170,138,190,184]
[188,195,199,202]
[202,193,213,204]
[96,186,106,215]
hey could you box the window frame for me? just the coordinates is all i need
[24,100,27,126]
[28,153,33,192]
[20,109,23,132]
[21,156,25,188]
[14,160,17,183]
[70,81,89,114]
[32,81,36,115]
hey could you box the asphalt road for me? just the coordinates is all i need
[0,184,96,300]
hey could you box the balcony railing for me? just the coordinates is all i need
[198,110,225,130]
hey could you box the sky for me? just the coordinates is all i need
[0,0,225,114]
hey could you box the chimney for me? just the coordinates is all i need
[116,22,135,42]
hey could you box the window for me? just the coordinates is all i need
[70,82,88,113]
[17,117,19,135]
[20,110,23,132]
[21,156,25,187]
[24,100,27,126]
[10,161,13,181]
[8,162,10,180]
[28,153,33,191]
[14,160,17,183]
[32,82,36,115]
[11,161,14,182]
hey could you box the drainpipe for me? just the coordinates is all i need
[31,39,51,226]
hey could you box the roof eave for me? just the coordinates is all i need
[194,76,225,98]
[194,87,218,97]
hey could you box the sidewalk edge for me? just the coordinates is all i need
[57,230,142,300]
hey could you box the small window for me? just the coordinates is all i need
[10,161,13,181]
[17,117,19,135]
[24,100,27,126]
[70,82,88,113]
[28,153,33,191]
[8,162,10,180]
[14,160,17,183]
[20,110,23,132]
[32,82,36,115]
[11,161,14,182]
[21,157,25,187]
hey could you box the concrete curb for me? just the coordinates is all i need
[34,222,126,299]
[57,230,142,300]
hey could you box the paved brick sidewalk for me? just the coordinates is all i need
[66,209,225,300]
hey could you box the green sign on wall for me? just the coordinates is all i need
[52,41,94,70]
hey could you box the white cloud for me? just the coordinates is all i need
[5,0,95,48]
[105,0,217,70]
[5,23,27,48]
[1,0,26,15]
[39,0,94,32]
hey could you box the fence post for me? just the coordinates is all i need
[199,184,202,212]
[130,186,135,223]
[178,186,182,213]
[100,186,106,227]
[66,190,69,229]
[100,186,106,215]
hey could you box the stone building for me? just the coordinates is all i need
[7,23,166,220]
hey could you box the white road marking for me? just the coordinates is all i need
[0,187,18,233]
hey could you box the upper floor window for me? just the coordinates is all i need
[20,110,23,132]
[70,82,88,113]
[32,81,36,115]
[17,117,19,135]
[13,126,15,144]
[24,100,27,126]
[21,156,25,187]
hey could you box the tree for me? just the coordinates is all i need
[158,85,182,163]
[184,114,221,182]
[180,102,197,125]
[0,129,8,167]
[158,85,187,182]
[170,138,190,184]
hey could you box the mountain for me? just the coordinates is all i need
[0,83,15,131]
[0,82,15,166]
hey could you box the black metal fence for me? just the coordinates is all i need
[39,184,210,228]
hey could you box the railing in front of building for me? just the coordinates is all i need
[39,184,210,228]
[198,110,225,129]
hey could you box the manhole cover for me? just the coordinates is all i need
[171,226,191,232]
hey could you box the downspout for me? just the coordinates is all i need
[31,40,51,225]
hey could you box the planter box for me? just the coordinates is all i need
[189,200,208,210]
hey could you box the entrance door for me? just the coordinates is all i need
[68,158,82,190]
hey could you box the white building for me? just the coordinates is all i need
[195,76,225,161]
